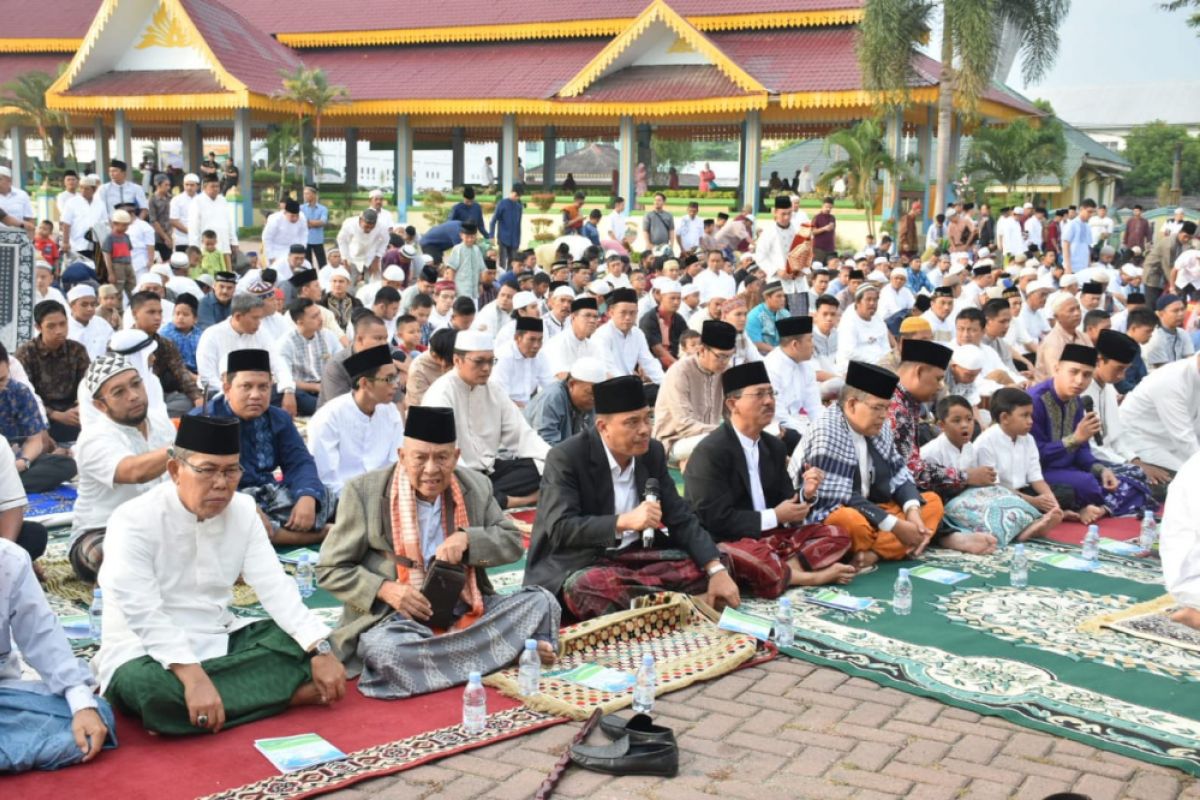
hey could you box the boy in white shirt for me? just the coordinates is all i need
[973,387,1065,522]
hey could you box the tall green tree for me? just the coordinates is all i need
[1162,0,1200,31]
[1,70,63,168]
[962,115,1066,195]
[817,118,907,236]
[651,139,696,174]
[858,0,1067,215]
[272,67,350,186]
[1121,122,1200,196]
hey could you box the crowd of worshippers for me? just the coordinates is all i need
[4,173,1200,772]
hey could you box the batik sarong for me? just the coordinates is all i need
[241,483,333,532]
[941,485,1040,547]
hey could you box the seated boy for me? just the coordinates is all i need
[972,387,1066,523]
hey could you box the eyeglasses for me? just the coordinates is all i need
[861,401,892,415]
[465,357,498,367]
[704,348,735,363]
[367,373,400,386]
[175,454,244,483]
[741,388,778,400]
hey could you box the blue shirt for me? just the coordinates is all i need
[1062,218,1093,273]
[420,220,463,254]
[488,197,523,248]
[905,266,933,295]
[449,201,486,234]
[0,381,46,442]
[196,293,231,331]
[745,302,790,346]
[1114,351,1148,395]
[302,201,328,246]
[160,322,200,372]
[581,221,601,247]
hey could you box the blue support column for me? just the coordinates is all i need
[9,126,26,189]
[500,114,518,196]
[394,115,412,222]
[113,110,132,168]
[232,108,253,227]
[618,116,637,207]
[740,110,762,214]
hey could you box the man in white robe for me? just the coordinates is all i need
[196,293,297,414]
[261,199,309,264]
[836,284,891,370]
[187,175,238,270]
[921,286,956,344]
[1114,353,1200,476]
[764,315,822,454]
[66,285,113,359]
[544,297,602,378]
[1162,452,1200,630]
[591,288,665,404]
[492,317,555,407]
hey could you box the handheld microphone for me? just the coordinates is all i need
[1080,396,1103,445]
[642,478,660,548]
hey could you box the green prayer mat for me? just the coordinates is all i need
[738,540,1200,776]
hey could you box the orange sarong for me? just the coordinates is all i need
[822,492,945,561]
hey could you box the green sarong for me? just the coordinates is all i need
[106,620,312,735]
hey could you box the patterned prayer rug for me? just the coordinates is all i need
[1083,594,1200,654]
[485,592,759,720]
[740,540,1200,776]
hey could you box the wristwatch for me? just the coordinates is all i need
[314,639,332,657]
[707,563,728,578]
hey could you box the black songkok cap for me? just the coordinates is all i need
[404,406,457,444]
[215,271,237,284]
[176,415,240,455]
[284,199,301,214]
[900,338,953,370]
[515,316,544,333]
[607,287,638,306]
[288,269,318,288]
[721,361,770,395]
[344,344,394,380]
[933,286,954,297]
[594,375,647,414]
[1080,281,1104,296]
[774,195,792,210]
[571,296,597,313]
[1095,329,1139,364]
[845,360,900,399]
[225,348,271,375]
[109,158,128,171]
[1059,344,1098,367]
[701,320,738,350]
[288,243,307,255]
[776,316,812,338]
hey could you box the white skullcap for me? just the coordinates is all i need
[112,209,133,224]
[382,265,405,282]
[137,273,163,287]
[952,345,984,371]
[874,256,889,266]
[811,261,824,271]
[330,267,351,281]
[890,267,907,278]
[1089,267,1111,283]
[681,283,700,298]
[984,286,1006,300]
[1131,246,1143,255]
[80,174,101,187]
[974,258,994,269]
[169,251,190,268]
[587,279,612,295]
[738,252,755,263]
[1176,207,1186,215]
[0,167,10,178]
[196,273,215,287]
[83,354,135,395]
[569,356,607,384]
[369,189,385,199]
[1026,279,1055,294]
[1019,267,1039,279]
[1120,263,1142,277]
[977,247,991,258]
[67,285,95,302]
[512,290,537,308]
[455,329,494,352]
[1049,292,1078,315]
[151,263,173,278]
[184,173,200,184]
[605,249,622,261]
[399,244,419,259]
[947,263,967,277]
[1023,202,1033,209]
[1059,274,1078,288]
[35,260,53,272]
[656,279,682,295]
[551,285,576,300]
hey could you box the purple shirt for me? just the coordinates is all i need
[812,212,836,251]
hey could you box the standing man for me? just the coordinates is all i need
[447,222,488,301]
[811,196,837,264]
[899,201,922,258]
[187,174,238,270]
[98,159,148,218]
[677,201,703,254]
[336,209,387,283]
[1061,199,1096,275]
[642,192,675,252]
[489,186,523,270]
[0,166,34,233]
[1142,221,1195,309]
[1123,204,1151,256]
[301,186,329,268]
[147,174,174,262]
[168,173,200,253]
[262,199,308,266]
[450,186,487,233]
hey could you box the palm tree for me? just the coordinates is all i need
[272,67,349,187]
[962,115,1066,197]
[265,121,303,196]
[858,0,1067,215]
[1,70,59,170]
[817,118,907,237]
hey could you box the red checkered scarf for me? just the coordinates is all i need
[388,467,484,631]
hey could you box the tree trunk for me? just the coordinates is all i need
[933,3,955,216]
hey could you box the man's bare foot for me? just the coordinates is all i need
[1171,607,1200,630]
[537,640,557,667]
[1062,510,1082,523]
[940,531,998,555]
[1017,508,1063,542]
[852,551,879,571]
[31,560,46,582]
[793,563,858,586]
[271,526,329,546]
[1079,505,1107,525]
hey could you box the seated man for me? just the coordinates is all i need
[318,311,390,410]
[128,289,204,417]
[199,349,332,544]
[274,298,342,417]
[71,356,175,582]
[524,375,741,620]
[653,320,737,467]
[1115,353,1200,480]
[316,406,559,697]
[591,288,665,404]
[1029,344,1152,524]
[803,361,945,569]
[0,437,54,569]
[15,300,90,444]
[0,538,115,771]
[96,415,346,735]
[423,330,550,509]
[491,316,555,408]
[1144,293,1194,368]
[763,315,823,454]
[0,344,76,495]
[66,285,113,360]
[307,345,404,501]
[523,356,605,446]
[1161,451,1200,629]
[196,293,298,415]
[685,362,855,592]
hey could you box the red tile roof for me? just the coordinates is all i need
[301,39,605,100]
[709,27,865,93]
[0,53,72,86]
[911,52,1041,116]
[63,69,223,96]
[0,0,103,39]
[561,65,750,103]
[234,0,862,36]
[180,0,304,95]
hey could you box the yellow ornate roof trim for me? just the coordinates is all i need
[328,93,768,118]
[558,0,766,98]
[274,9,861,48]
[779,88,939,109]
[0,38,83,53]
[48,89,300,113]
[47,0,255,109]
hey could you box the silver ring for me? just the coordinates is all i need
[197,713,209,727]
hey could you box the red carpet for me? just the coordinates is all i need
[1045,515,1141,545]
[10,683,561,800]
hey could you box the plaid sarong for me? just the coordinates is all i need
[561,548,709,620]
[718,525,852,598]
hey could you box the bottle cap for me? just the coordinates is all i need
[94,588,103,597]
[898,568,909,578]
[525,639,537,650]
[642,653,655,666]
[1014,543,1025,553]
[468,670,482,683]
[779,597,792,608]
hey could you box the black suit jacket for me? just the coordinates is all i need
[683,423,791,540]
[523,427,721,594]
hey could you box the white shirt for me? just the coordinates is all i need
[493,340,556,404]
[98,180,148,218]
[692,269,737,304]
[307,392,404,495]
[1115,356,1200,472]
[187,192,238,253]
[94,485,331,691]
[754,221,799,279]
[59,192,103,253]
[336,217,388,269]
[0,436,25,514]
[1019,305,1051,343]
[877,284,915,319]
[973,424,1042,490]
[606,209,629,240]
[733,428,777,531]
[542,311,569,340]
[68,315,114,359]
[922,310,955,344]
[592,321,665,383]
[0,186,34,223]
[1024,215,1043,249]
[35,285,68,309]
[1082,378,1129,465]
[55,189,77,216]
[677,215,704,252]
[257,310,292,346]
[129,218,156,275]
[920,433,973,472]
[71,411,175,545]
[1089,215,1114,246]
[195,318,296,392]
[544,327,601,376]
[261,211,310,263]
[472,299,510,334]
[764,347,821,426]
[423,371,550,474]
[1161,452,1200,609]
[604,440,641,548]
[996,216,1024,257]
[835,310,890,370]
[168,191,196,248]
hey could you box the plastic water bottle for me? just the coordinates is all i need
[1010,544,1029,588]
[632,654,657,714]
[1082,525,1101,568]
[88,588,104,639]
[462,671,487,734]
[517,639,541,696]
[892,568,912,616]
[1139,511,1158,553]
[294,552,315,599]
[774,597,795,648]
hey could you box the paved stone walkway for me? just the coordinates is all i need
[322,658,1197,800]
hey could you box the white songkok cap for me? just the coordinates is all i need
[1121,263,1143,278]
[512,290,537,308]
[169,251,190,268]
[551,285,576,300]
[951,345,984,371]
[569,357,607,384]
[137,273,163,287]
[84,354,136,395]
[67,285,96,302]
[330,267,352,281]
[184,173,200,184]
[455,330,494,352]
[382,265,406,282]
[151,263,173,279]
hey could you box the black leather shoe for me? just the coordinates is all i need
[598,713,676,745]
[569,735,679,777]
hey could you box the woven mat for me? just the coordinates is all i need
[485,591,758,720]
[1081,594,1200,653]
